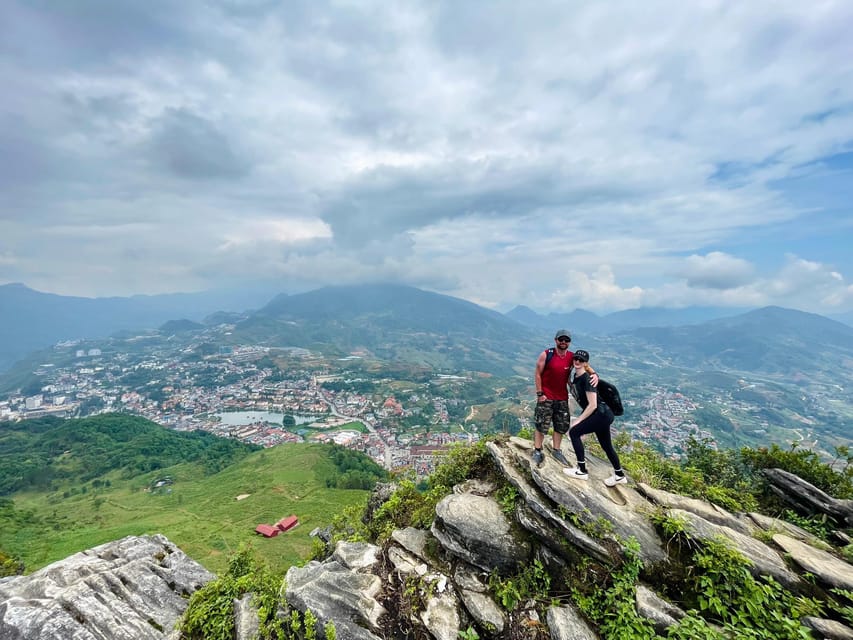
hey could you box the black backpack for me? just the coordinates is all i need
[596,378,624,416]
[548,348,624,416]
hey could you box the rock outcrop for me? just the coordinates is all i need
[763,468,853,526]
[4,437,853,640]
[284,553,386,640]
[431,493,529,574]
[0,534,213,640]
[277,437,853,640]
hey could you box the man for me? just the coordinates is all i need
[532,329,596,466]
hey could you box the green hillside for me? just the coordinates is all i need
[0,414,260,496]
[0,416,382,575]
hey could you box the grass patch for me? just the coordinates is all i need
[1,443,369,575]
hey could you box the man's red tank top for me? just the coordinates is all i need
[542,349,573,400]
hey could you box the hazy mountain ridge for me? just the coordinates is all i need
[628,306,853,374]
[3,282,852,382]
[0,283,276,372]
[232,284,541,375]
[506,303,751,333]
[259,284,519,332]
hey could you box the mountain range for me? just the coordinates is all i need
[230,284,540,375]
[0,283,276,372]
[506,304,751,333]
[3,282,853,379]
[628,306,853,374]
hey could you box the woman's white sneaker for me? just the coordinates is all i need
[604,474,628,487]
[563,467,589,480]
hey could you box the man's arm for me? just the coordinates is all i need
[534,351,547,402]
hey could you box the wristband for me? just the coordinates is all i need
[536,391,545,397]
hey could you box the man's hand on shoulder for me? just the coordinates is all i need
[590,372,599,386]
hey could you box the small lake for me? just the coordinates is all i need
[214,411,318,426]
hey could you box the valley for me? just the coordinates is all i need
[2,309,850,475]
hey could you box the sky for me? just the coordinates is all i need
[1,1,852,315]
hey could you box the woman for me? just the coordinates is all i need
[563,349,627,486]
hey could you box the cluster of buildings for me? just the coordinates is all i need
[1,392,77,420]
[8,328,767,472]
[630,390,712,456]
[0,334,476,476]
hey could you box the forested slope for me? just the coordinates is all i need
[0,414,260,495]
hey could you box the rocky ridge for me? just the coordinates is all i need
[2,436,852,640]
[283,437,853,640]
[0,533,213,639]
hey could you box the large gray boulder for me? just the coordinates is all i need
[636,484,754,535]
[284,560,385,640]
[500,439,667,566]
[458,589,505,634]
[391,527,431,562]
[431,493,530,575]
[670,509,800,587]
[420,588,462,640]
[762,468,853,526]
[772,534,853,591]
[234,594,260,640]
[387,546,427,577]
[487,441,612,564]
[332,541,381,571]
[802,616,853,640]
[546,603,599,640]
[0,534,212,640]
[635,585,685,634]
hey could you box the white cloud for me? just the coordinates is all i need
[0,0,852,314]
[762,256,853,306]
[678,252,756,290]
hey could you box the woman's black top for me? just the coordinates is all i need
[571,371,614,422]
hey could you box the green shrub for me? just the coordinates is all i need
[620,440,703,494]
[366,439,493,541]
[780,510,832,540]
[572,538,656,640]
[180,545,284,640]
[327,502,370,545]
[324,620,337,640]
[678,535,822,639]
[367,480,430,540]
[427,439,491,492]
[0,548,24,577]
[489,558,551,611]
[829,589,853,626]
[494,484,520,516]
[666,613,726,639]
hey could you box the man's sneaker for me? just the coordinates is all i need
[551,450,570,466]
[604,474,628,487]
[532,449,544,465]
[563,467,589,480]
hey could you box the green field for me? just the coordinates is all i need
[1,443,369,576]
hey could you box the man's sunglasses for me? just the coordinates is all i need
[556,337,571,343]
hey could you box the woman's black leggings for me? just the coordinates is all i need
[569,411,621,470]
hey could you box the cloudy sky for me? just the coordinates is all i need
[1,1,852,315]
